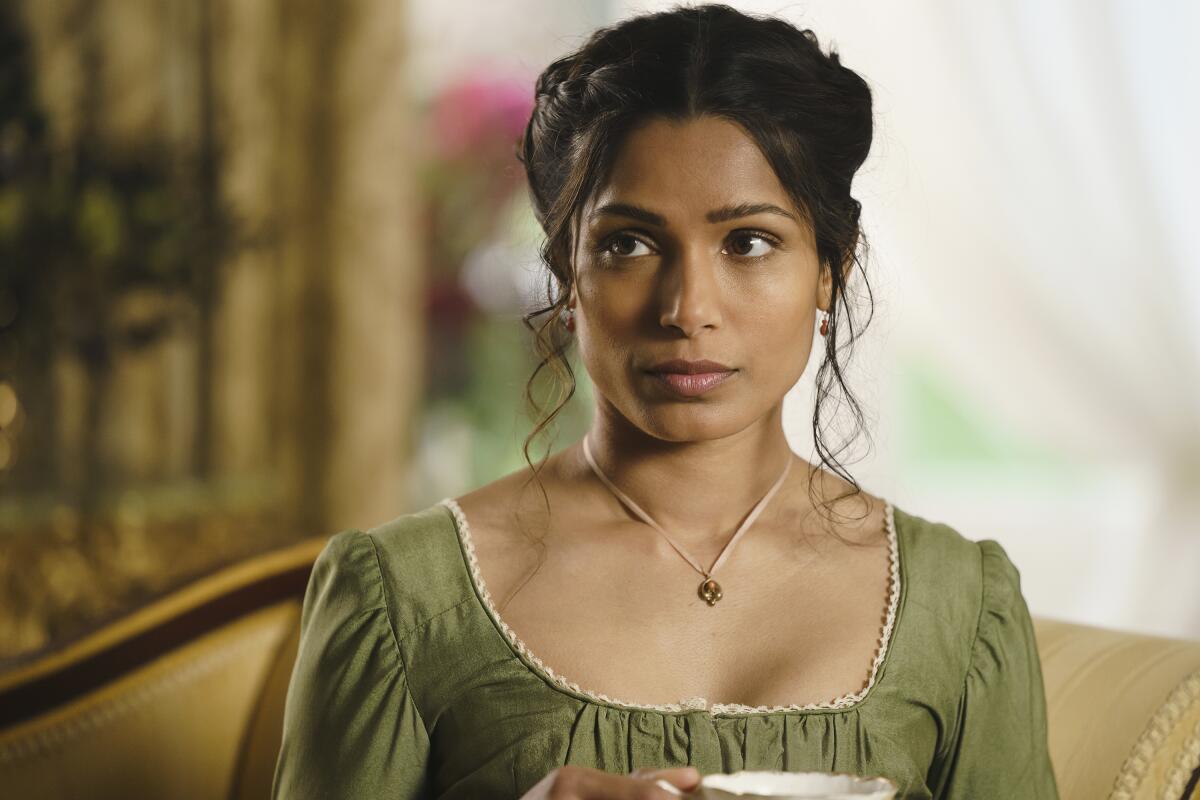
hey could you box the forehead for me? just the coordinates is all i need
[585,114,796,220]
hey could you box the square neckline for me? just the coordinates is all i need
[438,495,906,717]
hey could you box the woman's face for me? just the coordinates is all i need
[570,114,832,443]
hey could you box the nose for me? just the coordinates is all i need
[658,245,723,336]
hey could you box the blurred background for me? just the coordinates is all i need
[0,0,1196,667]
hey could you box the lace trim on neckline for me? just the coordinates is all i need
[438,495,902,716]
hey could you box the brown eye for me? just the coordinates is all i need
[725,232,778,259]
[598,233,652,258]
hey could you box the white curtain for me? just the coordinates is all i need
[895,1,1200,638]
[621,0,1200,637]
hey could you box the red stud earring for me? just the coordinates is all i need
[819,312,829,337]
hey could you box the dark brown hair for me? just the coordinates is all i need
[507,2,878,602]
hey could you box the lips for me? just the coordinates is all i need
[645,359,737,398]
[648,358,733,374]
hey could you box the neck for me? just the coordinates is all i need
[566,405,803,547]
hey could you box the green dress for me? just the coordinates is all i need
[271,497,1060,799]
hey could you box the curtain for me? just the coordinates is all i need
[626,0,1200,637]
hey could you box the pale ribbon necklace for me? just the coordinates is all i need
[580,434,795,606]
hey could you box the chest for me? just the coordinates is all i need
[467,515,897,711]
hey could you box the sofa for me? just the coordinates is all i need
[0,536,1197,799]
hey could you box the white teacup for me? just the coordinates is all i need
[654,769,897,799]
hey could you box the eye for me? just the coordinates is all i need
[723,231,781,260]
[595,232,654,259]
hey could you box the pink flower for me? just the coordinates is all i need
[430,68,536,159]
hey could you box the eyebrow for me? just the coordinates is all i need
[587,201,799,227]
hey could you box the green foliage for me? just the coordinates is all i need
[459,314,592,483]
[896,351,1089,487]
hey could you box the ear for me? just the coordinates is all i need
[820,241,858,311]
[818,262,833,312]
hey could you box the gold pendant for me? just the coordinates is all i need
[699,578,723,606]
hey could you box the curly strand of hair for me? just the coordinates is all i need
[807,240,878,545]
[492,297,576,615]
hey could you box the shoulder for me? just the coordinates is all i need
[892,502,1034,637]
[449,461,581,569]
[892,505,1000,592]
[890,505,1025,652]
[304,527,382,616]
[882,506,1035,710]
[450,462,554,535]
[319,501,477,641]
[365,500,462,569]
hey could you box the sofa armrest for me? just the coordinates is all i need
[1034,616,1200,800]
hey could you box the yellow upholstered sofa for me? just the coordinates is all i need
[0,539,1197,800]
[0,538,323,800]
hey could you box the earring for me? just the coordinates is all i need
[562,307,575,332]
[819,311,829,337]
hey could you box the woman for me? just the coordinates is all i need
[272,4,1060,798]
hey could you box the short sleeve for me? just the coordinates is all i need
[272,529,431,799]
[935,539,1060,799]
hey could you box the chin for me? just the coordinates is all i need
[634,409,747,443]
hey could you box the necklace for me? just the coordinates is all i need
[580,435,794,606]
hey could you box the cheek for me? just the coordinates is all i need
[576,283,646,349]
[573,301,631,370]
[738,287,810,331]
[580,275,640,319]
[736,300,815,374]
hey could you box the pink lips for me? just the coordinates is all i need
[648,370,736,397]
[645,358,737,398]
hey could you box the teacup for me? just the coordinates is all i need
[654,769,897,799]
